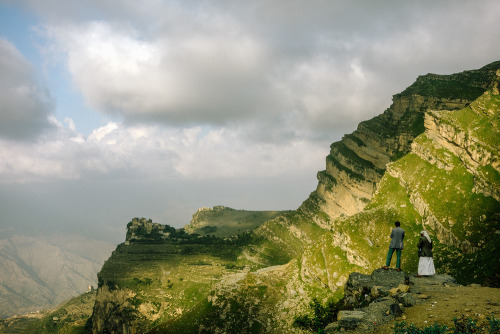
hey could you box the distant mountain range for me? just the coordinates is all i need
[0,234,114,318]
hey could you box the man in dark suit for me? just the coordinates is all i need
[382,221,405,271]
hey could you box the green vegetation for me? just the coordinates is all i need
[394,321,449,334]
[396,151,498,241]
[398,74,486,100]
[15,292,96,334]
[99,229,260,288]
[439,91,499,148]
[393,314,500,334]
[434,231,500,287]
[185,206,287,237]
[292,298,343,333]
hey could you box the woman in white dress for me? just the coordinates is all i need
[417,230,435,277]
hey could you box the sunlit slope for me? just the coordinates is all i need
[297,83,500,294]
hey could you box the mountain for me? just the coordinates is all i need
[184,206,288,237]
[0,234,114,318]
[89,61,499,333]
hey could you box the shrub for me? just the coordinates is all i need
[394,321,448,334]
[292,298,343,333]
[393,314,500,334]
[452,315,482,334]
[487,314,500,334]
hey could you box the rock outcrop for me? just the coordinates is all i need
[126,217,174,242]
[324,268,459,332]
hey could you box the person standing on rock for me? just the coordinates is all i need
[382,221,405,271]
[416,230,435,277]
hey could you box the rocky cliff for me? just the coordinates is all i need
[300,61,499,221]
[89,62,500,333]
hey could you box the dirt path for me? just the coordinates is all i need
[367,284,500,333]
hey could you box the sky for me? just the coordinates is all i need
[0,0,499,243]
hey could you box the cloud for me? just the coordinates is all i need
[34,0,499,143]
[2,0,499,183]
[41,18,285,127]
[0,117,326,184]
[0,38,54,140]
[35,0,405,138]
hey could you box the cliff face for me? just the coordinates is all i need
[89,62,500,333]
[301,62,499,221]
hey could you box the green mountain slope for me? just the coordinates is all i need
[89,62,500,333]
[0,291,95,334]
[184,206,287,237]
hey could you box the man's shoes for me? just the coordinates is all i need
[381,266,389,270]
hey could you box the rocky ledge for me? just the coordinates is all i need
[324,268,500,333]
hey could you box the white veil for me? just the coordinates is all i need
[421,230,432,243]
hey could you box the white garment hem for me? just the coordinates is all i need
[418,256,435,276]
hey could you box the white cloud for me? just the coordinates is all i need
[0,118,325,185]
[41,17,279,126]
[0,38,54,140]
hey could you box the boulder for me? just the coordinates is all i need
[344,268,406,308]
[389,284,410,295]
[409,274,458,289]
[396,293,416,307]
[337,310,367,329]
[323,269,462,333]
[389,303,403,317]
[351,297,401,331]
[324,322,339,333]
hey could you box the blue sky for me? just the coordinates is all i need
[0,0,499,243]
[0,3,105,135]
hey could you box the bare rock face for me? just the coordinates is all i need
[126,217,172,242]
[91,285,146,334]
[300,61,500,222]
